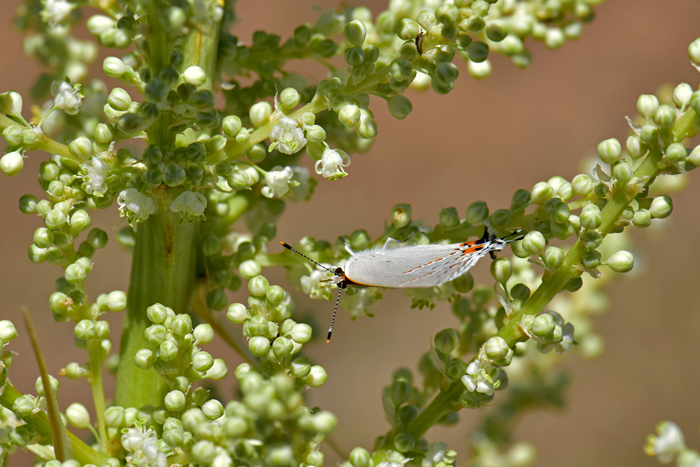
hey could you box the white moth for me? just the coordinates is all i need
[282,227,521,342]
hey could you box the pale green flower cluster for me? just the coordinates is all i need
[1,0,700,466]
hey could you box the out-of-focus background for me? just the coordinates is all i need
[2,1,700,465]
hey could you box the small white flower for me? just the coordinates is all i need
[301,269,333,299]
[170,190,208,221]
[82,156,109,195]
[117,188,155,223]
[121,425,155,453]
[41,0,75,25]
[261,166,294,198]
[50,80,82,115]
[315,147,350,180]
[422,442,455,467]
[376,452,412,467]
[461,360,498,395]
[552,322,575,355]
[646,422,686,464]
[339,287,382,319]
[268,117,307,155]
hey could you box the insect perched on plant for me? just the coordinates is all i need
[415,28,425,55]
[282,227,523,342]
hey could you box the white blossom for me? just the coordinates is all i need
[117,188,155,223]
[421,442,455,467]
[646,422,686,464]
[170,190,207,221]
[261,166,294,198]
[315,147,350,180]
[268,116,307,155]
[82,156,109,195]
[376,452,412,467]
[122,426,167,467]
[301,269,333,299]
[50,80,82,115]
[121,425,155,453]
[461,360,498,395]
[41,0,75,25]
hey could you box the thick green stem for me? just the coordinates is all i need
[115,189,200,407]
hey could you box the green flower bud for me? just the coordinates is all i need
[485,20,508,42]
[222,115,242,138]
[183,66,206,86]
[22,129,37,145]
[465,201,489,224]
[653,104,676,129]
[306,451,324,467]
[640,124,658,144]
[162,162,186,187]
[248,275,269,297]
[649,195,672,218]
[239,259,262,279]
[249,102,272,128]
[394,432,416,452]
[557,181,573,200]
[391,204,412,228]
[134,348,155,369]
[0,320,17,345]
[247,144,266,163]
[583,230,602,251]
[0,91,23,117]
[304,365,327,388]
[104,406,124,428]
[632,209,651,228]
[35,375,58,399]
[224,415,247,438]
[439,207,460,228]
[0,151,24,177]
[664,143,686,164]
[158,340,179,361]
[303,124,326,143]
[65,262,87,284]
[163,390,186,411]
[339,104,361,127]
[483,336,509,360]
[147,303,170,324]
[597,138,621,164]
[193,351,214,372]
[490,209,510,229]
[202,400,224,420]
[532,313,555,338]
[288,357,312,380]
[571,174,592,197]
[227,303,248,324]
[272,336,294,357]
[345,20,367,47]
[387,95,412,120]
[3,125,23,146]
[13,395,35,417]
[249,336,270,356]
[70,210,91,233]
[522,231,545,255]
[580,203,602,230]
[396,18,419,41]
[672,83,693,108]
[289,323,312,344]
[33,227,54,249]
[39,161,59,182]
[637,94,659,118]
[74,319,95,341]
[434,329,459,354]
[107,88,131,112]
[192,440,216,464]
[28,245,46,263]
[465,41,489,63]
[490,257,512,283]
[625,134,646,160]
[689,38,700,62]
[170,314,192,336]
[511,283,531,301]
[607,250,634,273]
[344,46,365,67]
[193,324,214,346]
[94,123,114,144]
[350,448,371,467]
[581,250,601,270]
[530,182,553,204]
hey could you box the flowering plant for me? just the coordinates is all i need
[1,0,699,466]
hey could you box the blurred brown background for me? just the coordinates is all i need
[2,1,700,465]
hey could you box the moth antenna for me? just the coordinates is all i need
[326,288,342,343]
[503,229,525,242]
[280,241,335,273]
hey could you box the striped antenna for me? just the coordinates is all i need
[326,288,343,343]
[280,241,335,273]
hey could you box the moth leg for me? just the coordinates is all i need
[489,251,497,260]
[382,237,402,249]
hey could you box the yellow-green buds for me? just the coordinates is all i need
[597,138,621,164]
[289,324,312,344]
[490,209,510,228]
[304,365,328,388]
[490,258,512,283]
[249,102,272,128]
[434,329,459,354]
[345,20,367,47]
[649,195,673,218]
[387,95,412,120]
[607,250,634,273]
[0,91,23,118]
[222,115,242,138]
[532,313,555,338]
[580,203,602,230]
[522,231,545,255]
[672,83,693,109]
[626,134,646,159]
[183,66,206,86]
[249,336,270,356]
[164,390,186,411]
[439,207,460,228]
[134,349,155,369]
[633,209,652,228]
[531,182,553,204]
[71,210,91,233]
[338,104,361,127]
[483,336,509,361]
[391,204,412,228]
[0,151,24,177]
[227,303,248,324]
[689,38,700,62]
[637,94,659,118]
[653,105,676,129]
[572,174,592,196]
[465,201,489,224]
[65,262,87,283]
[3,125,23,146]
[65,402,90,429]
[664,143,686,164]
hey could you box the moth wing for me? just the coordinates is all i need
[344,243,493,288]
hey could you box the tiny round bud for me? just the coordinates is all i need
[0,151,24,177]
[637,94,659,118]
[249,102,272,128]
[483,336,509,361]
[108,88,131,111]
[194,324,214,345]
[597,138,621,164]
[305,124,326,143]
[511,283,531,301]
[170,314,192,336]
[633,209,652,228]
[0,321,18,344]
[248,336,270,356]
[465,201,489,224]
[580,203,602,230]
[202,399,224,420]
[653,104,676,129]
[649,195,673,219]
[239,260,262,279]
[490,258,512,284]
[689,38,700,63]
[227,303,248,324]
[290,356,311,378]
[522,231,545,255]
[147,303,169,324]
[289,324,312,344]
[134,348,155,369]
[439,207,460,228]
[489,209,510,229]
[158,340,179,361]
[205,359,228,380]
[626,134,646,160]
[183,66,206,86]
[387,95,412,120]
[607,250,634,273]
[164,390,186,411]
[350,448,370,467]
[248,275,269,297]
[33,227,54,248]
[486,20,507,42]
[672,83,693,108]
[530,182,553,204]
[345,20,367,47]
[434,329,459,354]
[544,246,564,269]
[193,351,214,373]
[222,115,242,138]
[65,262,87,284]
[572,174,592,197]
[103,56,127,77]
[70,210,91,233]
[532,313,555,338]
[304,365,328,388]
[272,336,294,357]
[664,143,686,164]
[338,104,361,127]
[64,404,90,429]
[2,125,23,146]
[104,406,124,428]
[391,204,412,228]
[163,163,186,187]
